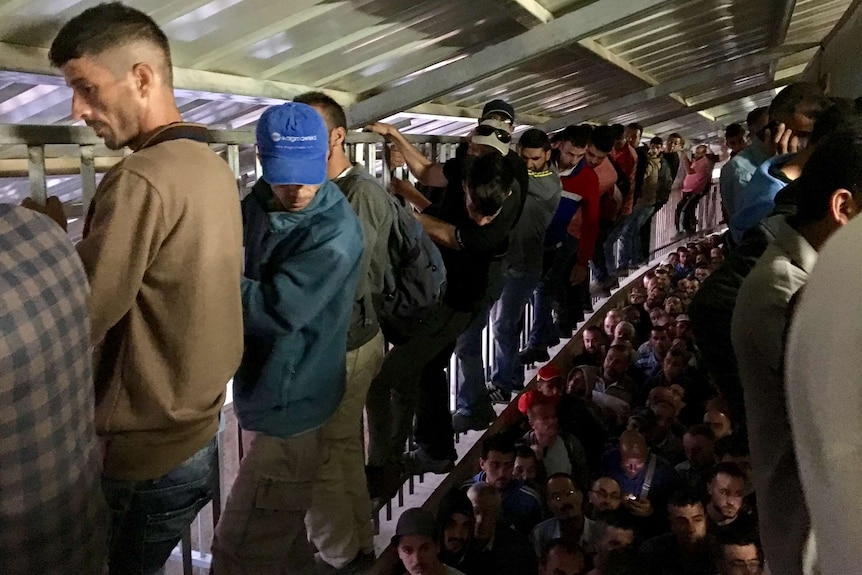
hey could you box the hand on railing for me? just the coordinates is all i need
[21,196,68,231]
[363,122,395,139]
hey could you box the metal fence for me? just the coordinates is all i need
[0,123,724,574]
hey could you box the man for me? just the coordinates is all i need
[589,477,623,515]
[720,83,825,238]
[738,121,862,575]
[538,539,587,575]
[720,539,763,575]
[466,434,543,535]
[46,6,244,573]
[705,463,757,541]
[594,344,639,407]
[724,123,747,158]
[600,431,678,531]
[675,425,718,491]
[520,124,599,365]
[588,513,637,575]
[602,124,639,279]
[211,103,364,574]
[364,120,518,474]
[676,145,713,235]
[571,325,607,367]
[514,444,542,490]
[638,491,719,575]
[437,489,478,574]
[394,508,466,575]
[467,483,538,575]
[584,125,625,290]
[703,410,732,440]
[620,136,665,269]
[0,205,109,575]
[520,391,589,489]
[291,92,392,572]
[480,128,561,413]
[635,325,671,381]
[531,474,595,556]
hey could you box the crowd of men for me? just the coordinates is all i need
[3,2,862,575]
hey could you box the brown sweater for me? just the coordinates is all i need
[78,124,244,480]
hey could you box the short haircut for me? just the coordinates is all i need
[796,118,862,226]
[593,510,636,533]
[746,107,769,131]
[585,325,604,338]
[809,97,858,146]
[464,153,514,216]
[610,124,626,140]
[519,128,551,151]
[607,343,630,356]
[559,124,593,148]
[649,136,663,146]
[626,122,644,135]
[515,444,537,460]
[707,461,747,483]
[548,471,583,493]
[769,82,827,124]
[667,132,684,143]
[482,433,516,458]
[650,325,667,335]
[667,488,705,510]
[293,91,347,131]
[539,538,584,567]
[685,424,716,441]
[725,123,745,138]
[590,125,616,153]
[50,3,173,82]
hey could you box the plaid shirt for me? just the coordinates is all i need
[0,205,107,573]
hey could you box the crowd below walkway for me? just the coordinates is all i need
[4,3,862,575]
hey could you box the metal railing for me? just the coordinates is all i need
[0,123,725,574]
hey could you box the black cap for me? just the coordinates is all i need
[391,508,437,546]
[482,99,515,122]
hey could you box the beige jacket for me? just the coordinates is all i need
[78,123,244,480]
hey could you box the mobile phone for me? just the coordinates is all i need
[626,494,638,502]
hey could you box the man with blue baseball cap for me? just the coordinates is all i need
[211,102,364,574]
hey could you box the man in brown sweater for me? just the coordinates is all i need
[37,5,244,574]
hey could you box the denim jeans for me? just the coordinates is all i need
[528,240,579,349]
[603,213,633,277]
[619,205,655,267]
[488,269,541,394]
[101,439,216,575]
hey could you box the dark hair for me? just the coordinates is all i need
[714,435,749,459]
[769,82,827,124]
[558,124,592,148]
[547,471,583,494]
[465,153,514,216]
[294,91,347,131]
[585,325,604,338]
[649,136,663,146]
[539,539,584,567]
[707,461,747,483]
[667,132,684,143]
[796,118,862,225]
[607,343,630,356]
[482,433,516,458]
[50,3,172,82]
[746,107,769,131]
[590,125,616,153]
[685,424,716,441]
[436,488,474,539]
[518,128,551,151]
[593,510,636,532]
[610,124,626,140]
[515,444,537,460]
[667,489,705,510]
[650,325,667,335]
[725,123,745,138]
[626,122,644,135]
[809,97,858,146]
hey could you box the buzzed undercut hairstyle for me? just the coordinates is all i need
[590,125,616,153]
[482,433,516,458]
[294,91,347,132]
[518,128,551,151]
[50,2,173,84]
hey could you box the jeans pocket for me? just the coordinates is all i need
[143,492,211,543]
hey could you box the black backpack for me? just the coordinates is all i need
[378,191,447,344]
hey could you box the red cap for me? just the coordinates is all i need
[537,364,564,381]
[517,389,561,415]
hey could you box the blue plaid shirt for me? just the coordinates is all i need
[0,205,108,573]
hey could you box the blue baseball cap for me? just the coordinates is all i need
[256,102,329,186]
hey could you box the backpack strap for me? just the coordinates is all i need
[639,453,658,500]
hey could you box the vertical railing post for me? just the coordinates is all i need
[27,145,47,206]
[80,145,97,219]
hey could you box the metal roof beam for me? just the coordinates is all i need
[346,0,672,128]
[0,41,357,106]
[536,43,818,132]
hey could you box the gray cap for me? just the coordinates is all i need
[391,508,437,546]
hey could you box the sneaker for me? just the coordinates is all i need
[452,409,494,434]
[519,346,550,365]
[487,386,512,405]
[402,447,455,476]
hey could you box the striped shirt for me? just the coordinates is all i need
[0,205,108,574]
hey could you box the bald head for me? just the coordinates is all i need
[467,482,501,540]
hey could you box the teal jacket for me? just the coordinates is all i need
[235,178,364,438]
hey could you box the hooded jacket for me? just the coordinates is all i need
[236,178,363,438]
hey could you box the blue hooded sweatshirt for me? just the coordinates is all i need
[235,178,364,438]
[730,154,793,244]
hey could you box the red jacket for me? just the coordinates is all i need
[562,163,601,267]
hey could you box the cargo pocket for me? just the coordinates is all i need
[233,476,313,560]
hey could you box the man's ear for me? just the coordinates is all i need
[831,189,856,225]
[330,126,346,150]
[131,62,156,98]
